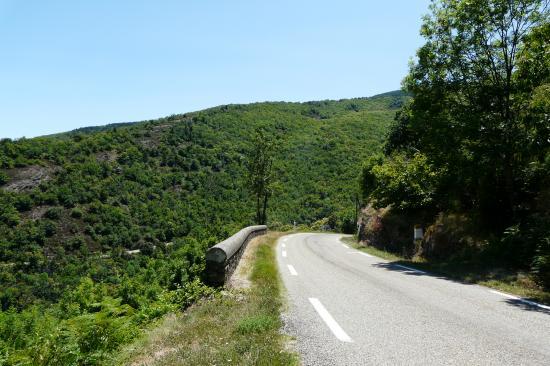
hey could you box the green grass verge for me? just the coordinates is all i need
[116,232,298,366]
[341,237,550,305]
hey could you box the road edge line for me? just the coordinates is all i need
[308,298,353,343]
[488,290,550,310]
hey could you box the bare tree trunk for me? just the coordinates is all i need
[261,193,268,225]
[256,195,261,225]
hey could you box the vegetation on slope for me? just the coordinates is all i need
[360,0,550,291]
[0,93,405,363]
[117,232,297,366]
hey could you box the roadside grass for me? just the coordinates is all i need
[341,236,550,305]
[117,232,298,366]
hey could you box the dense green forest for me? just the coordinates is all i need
[0,92,405,364]
[361,0,549,289]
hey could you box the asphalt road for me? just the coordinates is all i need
[277,233,550,366]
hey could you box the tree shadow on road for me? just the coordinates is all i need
[371,261,550,315]
[502,298,550,315]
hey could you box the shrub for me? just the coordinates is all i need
[45,207,63,220]
[70,207,84,219]
[67,236,85,251]
[169,278,215,309]
[362,152,445,211]
[310,217,330,231]
[14,195,33,212]
[0,171,9,185]
[532,236,550,289]
[0,203,19,227]
[329,208,356,234]
[42,220,57,237]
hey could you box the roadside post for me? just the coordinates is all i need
[414,224,423,254]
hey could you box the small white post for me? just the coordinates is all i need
[414,225,423,241]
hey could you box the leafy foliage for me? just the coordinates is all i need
[361,0,550,286]
[246,128,277,225]
[362,152,445,211]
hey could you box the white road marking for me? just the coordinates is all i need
[489,289,518,299]
[287,264,298,276]
[282,243,286,248]
[308,298,353,343]
[346,251,374,258]
[341,244,350,249]
[489,290,550,310]
[394,264,427,274]
[282,250,287,258]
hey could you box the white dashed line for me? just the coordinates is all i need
[287,264,298,276]
[309,298,353,343]
[394,264,427,274]
[282,243,286,248]
[341,244,350,249]
[489,290,550,310]
[282,250,287,258]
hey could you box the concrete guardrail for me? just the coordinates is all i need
[204,225,267,286]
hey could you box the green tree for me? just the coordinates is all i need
[386,0,549,228]
[362,152,446,211]
[0,171,8,185]
[246,129,276,225]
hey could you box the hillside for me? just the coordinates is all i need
[0,91,408,364]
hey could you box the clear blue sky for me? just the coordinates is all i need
[0,0,430,139]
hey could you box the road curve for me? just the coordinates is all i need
[277,233,550,366]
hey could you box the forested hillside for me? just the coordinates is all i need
[0,92,406,364]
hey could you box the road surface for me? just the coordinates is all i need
[277,233,550,365]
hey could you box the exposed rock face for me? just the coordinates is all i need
[358,205,481,259]
[2,165,57,192]
[358,205,416,257]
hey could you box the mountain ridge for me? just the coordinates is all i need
[36,90,407,138]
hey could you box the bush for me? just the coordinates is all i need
[0,202,19,227]
[329,208,356,234]
[67,236,85,250]
[70,207,84,219]
[45,207,63,220]
[310,217,330,231]
[0,171,9,185]
[169,278,215,309]
[362,152,445,211]
[14,195,33,212]
[43,220,57,237]
[532,237,550,289]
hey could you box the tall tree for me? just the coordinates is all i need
[246,129,276,225]
[387,0,549,228]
